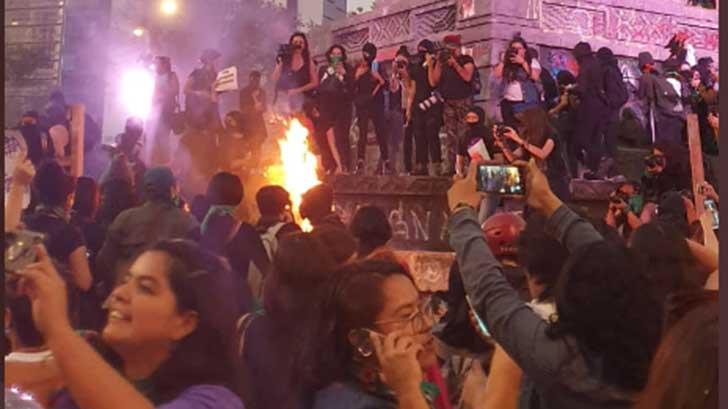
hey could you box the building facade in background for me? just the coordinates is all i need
[273,0,348,28]
[308,0,718,117]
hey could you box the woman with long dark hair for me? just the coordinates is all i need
[492,37,541,127]
[315,44,354,174]
[237,233,338,409]
[498,104,571,201]
[272,32,320,116]
[313,259,440,409]
[18,240,243,409]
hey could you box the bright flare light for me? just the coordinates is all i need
[265,119,320,231]
[120,68,155,120]
[132,26,145,37]
[160,0,178,15]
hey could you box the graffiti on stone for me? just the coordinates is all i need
[333,28,370,54]
[334,196,451,251]
[541,2,718,52]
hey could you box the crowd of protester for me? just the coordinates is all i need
[4,24,720,409]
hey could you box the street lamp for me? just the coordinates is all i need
[160,0,178,15]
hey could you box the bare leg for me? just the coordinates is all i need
[327,128,343,173]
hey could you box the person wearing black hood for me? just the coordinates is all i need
[572,42,609,180]
[456,106,490,173]
[354,42,390,175]
[596,47,629,177]
[17,111,52,167]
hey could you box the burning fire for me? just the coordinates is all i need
[264,118,320,231]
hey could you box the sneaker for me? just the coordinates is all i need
[383,160,393,176]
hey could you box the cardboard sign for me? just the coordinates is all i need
[215,66,239,92]
[468,139,491,162]
[4,129,30,209]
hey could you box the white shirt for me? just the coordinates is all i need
[503,59,541,102]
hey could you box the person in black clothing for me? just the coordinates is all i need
[549,70,580,178]
[104,117,147,200]
[70,176,107,330]
[640,140,692,212]
[272,32,320,116]
[429,34,476,176]
[407,40,443,176]
[572,42,609,179]
[239,70,268,154]
[354,42,390,175]
[596,47,624,176]
[184,49,222,132]
[316,44,354,174]
[18,111,52,167]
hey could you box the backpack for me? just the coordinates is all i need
[603,65,629,110]
[247,222,287,300]
[471,67,483,96]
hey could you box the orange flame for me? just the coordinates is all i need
[264,118,320,231]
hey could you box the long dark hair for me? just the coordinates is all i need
[290,32,311,67]
[350,206,392,259]
[323,259,413,384]
[516,214,568,302]
[261,233,339,401]
[629,221,702,307]
[72,176,100,219]
[547,241,662,391]
[503,37,532,83]
[98,240,240,404]
[97,179,137,227]
[514,106,553,150]
[325,44,348,64]
[634,296,718,409]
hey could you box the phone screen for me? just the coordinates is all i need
[705,199,719,230]
[476,165,526,195]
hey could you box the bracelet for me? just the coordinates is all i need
[453,202,474,212]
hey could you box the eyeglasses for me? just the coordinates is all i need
[374,298,436,332]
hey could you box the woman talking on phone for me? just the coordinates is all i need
[495,103,570,202]
[313,259,444,409]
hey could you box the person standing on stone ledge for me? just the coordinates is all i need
[428,34,476,177]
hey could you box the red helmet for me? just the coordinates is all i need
[481,212,526,258]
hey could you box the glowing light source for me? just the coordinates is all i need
[10,21,19,26]
[160,0,178,15]
[264,119,320,231]
[120,67,155,120]
[132,26,145,37]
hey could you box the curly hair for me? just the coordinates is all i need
[502,36,533,83]
[547,241,662,391]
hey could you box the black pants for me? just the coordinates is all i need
[356,102,388,162]
[403,121,414,172]
[574,98,607,172]
[413,106,442,166]
[603,109,620,160]
[317,104,353,172]
[500,99,522,129]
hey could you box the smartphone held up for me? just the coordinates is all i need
[475,164,526,196]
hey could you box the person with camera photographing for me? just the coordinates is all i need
[429,34,476,176]
[316,44,354,174]
[605,181,644,239]
[353,42,390,175]
[271,32,319,116]
[493,36,542,128]
[407,39,443,176]
[383,47,411,175]
[147,56,179,167]
[639,140,692,222]
[184,49,222,133]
